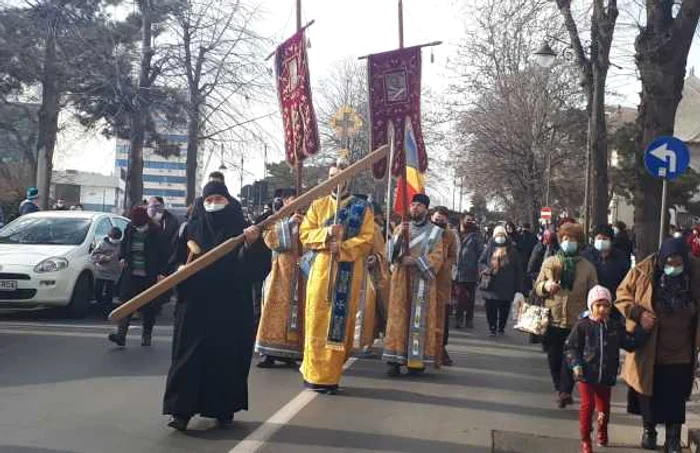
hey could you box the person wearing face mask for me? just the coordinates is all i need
[565,286,651,453]
[535,222,598,409]
[109,206,168,347]
[615,238,700,452]
[147,197,181,247]
[163,181,267,431]
[581,225,630,300]
[298,161,374,392]
[53,198,68,211]
[91,227,123,318]
[431,206,458,366]
[383,193,445,376]
[479,225,524,337]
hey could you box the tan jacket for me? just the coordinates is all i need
[535,255,598,329]
[615,255,700,396]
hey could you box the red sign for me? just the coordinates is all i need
[540,207,553,220]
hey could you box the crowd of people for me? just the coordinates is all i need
[3,170,700,453]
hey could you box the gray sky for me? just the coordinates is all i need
[56,0,700,209]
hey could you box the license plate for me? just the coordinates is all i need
[0,280,17,291]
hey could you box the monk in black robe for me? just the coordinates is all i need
[163,181,269,431]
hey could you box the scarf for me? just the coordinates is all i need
[557,250,577,291]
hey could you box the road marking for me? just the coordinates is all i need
[0,328,172,342]
[0,321,173,330]
[228,357,358,453]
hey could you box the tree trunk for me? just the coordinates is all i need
[590,66,609,229]
[185,106,199,206]
[35,22,60,210]
[633,1,700,259]
[125,0,153,209]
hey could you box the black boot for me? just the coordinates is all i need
[141,327,152,347]
[108,319,129,347]
[387,363,401,377]
[167,415,190,432]
[641,423,657,450]
[664,423,682,453]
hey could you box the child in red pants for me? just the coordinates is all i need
[565,285,652,453]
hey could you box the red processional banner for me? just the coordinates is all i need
[275,30,319,167]
[367,46,428,180]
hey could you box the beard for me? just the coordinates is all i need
[410,212,427,223]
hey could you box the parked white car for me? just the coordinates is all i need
[0,211,129,317]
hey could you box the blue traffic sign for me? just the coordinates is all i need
[643,136,690,181]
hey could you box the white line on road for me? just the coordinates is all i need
[0,328,172,341]
[0,321,173,330]
[228,357,358,453]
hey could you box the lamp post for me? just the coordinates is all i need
[534,38,589,232]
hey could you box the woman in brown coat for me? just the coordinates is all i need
[615,238,700,453]
[535,222,598,408]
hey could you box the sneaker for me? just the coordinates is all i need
[108,332,126,347]
[489,330,497,337]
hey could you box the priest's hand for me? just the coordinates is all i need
[399,222,410,235]
[244,226,261,245]
[401,256,416,267]
[291,213,304,224]
[329,239,340,254]
[330,224,344,239]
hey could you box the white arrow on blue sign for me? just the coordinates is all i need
[643,136,690,181]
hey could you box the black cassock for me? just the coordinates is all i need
[163,200,270,419]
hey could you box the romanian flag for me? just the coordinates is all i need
[394,122,425,215]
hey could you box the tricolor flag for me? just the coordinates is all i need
[393,122,425,215]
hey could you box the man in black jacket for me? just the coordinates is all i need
[581,225,630,298]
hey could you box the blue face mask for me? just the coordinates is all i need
[560,240,578,255]
[664,265,684,277]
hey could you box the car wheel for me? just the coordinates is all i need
[66,273,92,319]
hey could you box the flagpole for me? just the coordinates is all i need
[295,0,303,196]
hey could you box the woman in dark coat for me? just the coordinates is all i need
[109,206,168,347]
[615,238,700,452]
[163,181,270,431]
[479,225,524,336]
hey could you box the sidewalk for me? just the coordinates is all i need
[258,311,699,452]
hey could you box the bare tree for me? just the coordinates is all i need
[449,0,588,224]
[633,0,700,258]
[168,0,270,204]
[555,0,619,230]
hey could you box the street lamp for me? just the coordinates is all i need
[533,41,557,69]
[218,145,227,171]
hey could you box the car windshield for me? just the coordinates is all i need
[0,217,92,245]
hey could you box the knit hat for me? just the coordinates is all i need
[26,187,39,200]
[593,224,614,239]
[202,181,230,199]
[493,225,507,238]
[411,193,430,208]
[130,206,150,227]
[587,285,612,311]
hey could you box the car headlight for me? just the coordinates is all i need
[34,257,69,273]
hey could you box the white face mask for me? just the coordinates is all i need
[151,212,163,222]
[204,202,226,213]
[108,238,121,245]
[135,225,148,233]
[594,239,611,252]
[494,236,506,245]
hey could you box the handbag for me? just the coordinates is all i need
[513,301,551,336]
[478,271,493,291]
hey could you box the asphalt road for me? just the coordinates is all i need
[0,305,697,453]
